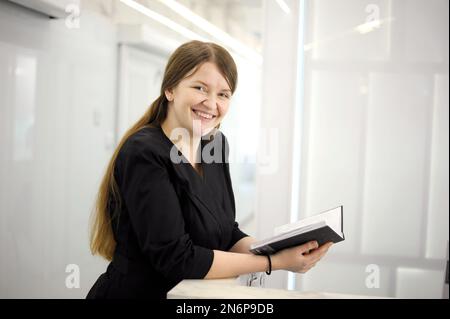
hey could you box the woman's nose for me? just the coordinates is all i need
[202,95,217,110]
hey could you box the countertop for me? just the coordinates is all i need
[167,277,387,299]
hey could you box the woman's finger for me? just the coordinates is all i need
[306,247,325,261]
[298,241,319,255]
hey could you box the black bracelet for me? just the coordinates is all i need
[265,254,272,275]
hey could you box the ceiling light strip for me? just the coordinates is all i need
[157,0,262,64]
[120,0,208,41]
[275,0,291,14]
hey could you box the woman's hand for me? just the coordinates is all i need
[272,241,333,273]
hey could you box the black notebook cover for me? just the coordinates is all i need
[250,206,345,255]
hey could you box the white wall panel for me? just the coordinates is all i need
[0,1,116,297]
[404,0,449,63]
[301,262,392,297]
[309,0,391,61]
[426,75,449,260]
[361,73,432,257]
[300,0,448,298]
[396,267,445,298]
[117,46,166,139]
[303,70,366,255]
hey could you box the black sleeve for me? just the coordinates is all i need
[227,222,250,251]
[117,139,213,284]
[220,132,250,251]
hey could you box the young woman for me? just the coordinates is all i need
[87,40,333,299]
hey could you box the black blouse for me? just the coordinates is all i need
[87,125,249,299]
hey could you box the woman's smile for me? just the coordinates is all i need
[191,107,217,124]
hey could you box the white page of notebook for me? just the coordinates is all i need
[274,206,342,237]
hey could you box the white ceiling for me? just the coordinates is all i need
[141,0,263,52]
[81,0,264,53]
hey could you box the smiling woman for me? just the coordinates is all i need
[87,40,331,299]
[162,61,231,144]
[162,61,235,172]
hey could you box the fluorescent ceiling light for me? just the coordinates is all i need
[157,0,262,64]
[354,20,382,34]
[304,17,395,51]
[119,0,207,41]
[275,0,291,14]
[354,17,394,34]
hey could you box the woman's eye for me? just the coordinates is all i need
[194,86,230,99]
[194,86,206,92]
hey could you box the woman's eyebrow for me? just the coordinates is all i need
[193,80,231,92]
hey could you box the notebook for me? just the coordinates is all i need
[249,206,345,255]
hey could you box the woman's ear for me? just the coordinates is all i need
[164,89,173,102]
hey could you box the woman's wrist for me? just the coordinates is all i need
[270,253,282,271]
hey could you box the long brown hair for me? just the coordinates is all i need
[89,40,238,261]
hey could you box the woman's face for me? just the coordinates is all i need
[164,62,232,136]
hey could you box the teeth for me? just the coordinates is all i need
[193,110,213,119]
